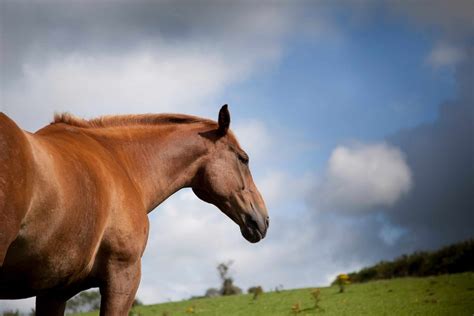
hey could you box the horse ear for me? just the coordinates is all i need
[218,104,230,135]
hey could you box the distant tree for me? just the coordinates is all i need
[216,261,242,296]
[2,311,19,316]
[221,278,242,295]
[200,260,247,298]
[217,261,233,281]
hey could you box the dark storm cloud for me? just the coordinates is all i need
[390,0,474,40]
[382,0,474,252]
[386,53,474,249]
[0,1,295,80]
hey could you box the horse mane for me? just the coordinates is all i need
[53,113,216,128]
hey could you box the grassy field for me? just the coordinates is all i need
[77,272,474,316]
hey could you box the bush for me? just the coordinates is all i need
[335,274,350,293]
[204,288,221,298]
[335,239,474,284]
[221,278,242,295]
[248,286,263,300]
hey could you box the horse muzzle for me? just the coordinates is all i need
[240,213,269,243]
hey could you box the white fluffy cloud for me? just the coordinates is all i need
[314,142,412,213]
[3,50,242,131]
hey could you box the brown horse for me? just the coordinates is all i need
[0,105,268,315]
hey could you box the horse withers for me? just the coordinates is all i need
[0,105,269,315]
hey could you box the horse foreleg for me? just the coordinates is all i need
[99,259,141,316]
[36,294,67,316]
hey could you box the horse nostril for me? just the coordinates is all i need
[245,214,259,230]
[265,216,269,228]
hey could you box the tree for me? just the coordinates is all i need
[217,261,242,296]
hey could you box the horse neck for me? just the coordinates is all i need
[89,124,208,212]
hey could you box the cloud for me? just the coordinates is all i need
[306,52,473,269]
[0,2,296,78]
[0,1,304,131]
[388,0,474,68]
[389,0,474,38]
[426,42,466,68]
[386,54,474,249]
[303,142,414,267]
[3,51,241,131]
[313,143,412,213]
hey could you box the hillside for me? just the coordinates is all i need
[76,272,474,316]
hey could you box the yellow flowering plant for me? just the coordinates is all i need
[336,274,351,293]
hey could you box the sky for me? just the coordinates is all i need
[1,0,473,312]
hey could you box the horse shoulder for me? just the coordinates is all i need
[0,113,36,264]
[95,197,150,268]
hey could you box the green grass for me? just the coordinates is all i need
[76,272,474,316]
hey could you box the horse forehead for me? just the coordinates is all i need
[226,130,245,151]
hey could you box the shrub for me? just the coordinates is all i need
[205,288,221,298]
[335,239,474,284]
[248,286,264,300]
[336,274,350,293]
[310,288,322,310]
[221,278,242,295]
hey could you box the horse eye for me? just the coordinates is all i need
[238,154,249,165]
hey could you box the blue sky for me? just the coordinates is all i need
[232,11,454,139]
[226,6,459,175]
[1,1,472,312]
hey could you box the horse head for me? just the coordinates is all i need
[192,105,269,243]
